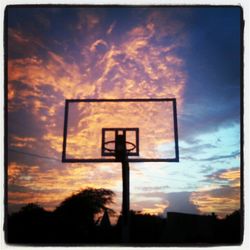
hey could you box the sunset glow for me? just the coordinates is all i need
[7,6,241,220]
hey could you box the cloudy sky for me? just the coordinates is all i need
[7,6,241,220]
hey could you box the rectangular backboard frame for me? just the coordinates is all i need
[62,98,179,163]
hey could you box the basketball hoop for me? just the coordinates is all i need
[104,140,137,154]
[101,128,139,157]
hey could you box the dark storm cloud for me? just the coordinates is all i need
[164,191,199,215]
[179,101,240,141]
[131,189,204,216]
[179,7,241,140]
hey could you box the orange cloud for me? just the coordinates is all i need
[8,51,87,101]
[8,83,15,101]
[191,186,240,218]
[219,169,240,185]
[90,39,108,52]
[42,133,63,154]
[8,161,122,211]
[9,23,185,162]
[8,162,23,184]
[141,203,167,215]
[207,168,240,188]
[8,11,187,214]
[10,136,37,149]
[191,168,241,218]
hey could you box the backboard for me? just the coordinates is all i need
[62,98,179,163]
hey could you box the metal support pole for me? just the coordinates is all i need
[115,133,130,243]
[121,159,130,243]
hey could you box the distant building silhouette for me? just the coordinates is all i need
[162,212,216,243]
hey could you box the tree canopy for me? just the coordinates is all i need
[54,187,115,226]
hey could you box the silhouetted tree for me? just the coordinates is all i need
[53,188,115,242]
[55,188,114,224]
[18,203,46,215]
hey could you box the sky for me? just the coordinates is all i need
[6,6,242,221]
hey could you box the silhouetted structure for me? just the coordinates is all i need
[129,211,165,243]
[161,211,242,244]
[6,191,242,245]
[162,212,216,243]
[100,208,111,228]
